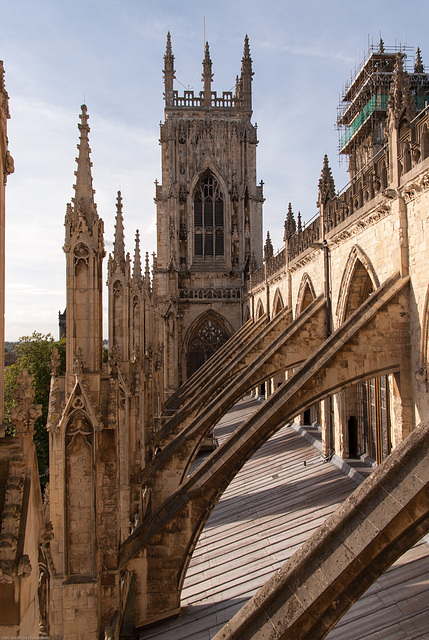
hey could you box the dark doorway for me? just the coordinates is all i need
[348,415,358,458]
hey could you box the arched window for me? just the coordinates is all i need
[186,313,230,378]
[194,173,224,259]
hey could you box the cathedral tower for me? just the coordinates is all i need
[155,34,264,391]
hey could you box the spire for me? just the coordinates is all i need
[297,211,302,234]
[317,155,336,208]
[239,35,253,111]
[415,47,424,73]
[113,191,126,271]
[163,32,176,107]
[264,231,273,260]
[73,104,96,227]
[202,42,213,107]
[132,230,142,284]
[387,53,416,130]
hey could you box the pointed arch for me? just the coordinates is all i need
[336,245,379,324]
[190,163,229,264]
[272,289,284,317]
[255,299,265,320]
[185,310,233,378]
[295,273,316,316]
[189,156,228,196]
[57,378,102,433]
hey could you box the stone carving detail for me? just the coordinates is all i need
[107,378,117,429]
[10,369,42,437]
[109,343,121,373]
[46,374,63,432]
[73,346,84,374]
[50,346,61,376]
[179,287,240,300]
[416,170,429,191]
[131,344,140,364]
[329,203,392,248]
[198,319,225,345]
[0,447,30,583]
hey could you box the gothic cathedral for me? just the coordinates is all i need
[156,34,263,390]
[44,35,263,638]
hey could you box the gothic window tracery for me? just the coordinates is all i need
[187,314,230,377]
[193,173,224,260]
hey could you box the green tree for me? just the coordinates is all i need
[4,332,66,481]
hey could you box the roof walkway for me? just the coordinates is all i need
[138,396,429,640]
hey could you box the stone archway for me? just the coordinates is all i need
[272,289,284,317]
[120,275,411,628]
[186,312,232,378]
[336,248,391,463]
[255,299,264,319]
[296,273,316,316]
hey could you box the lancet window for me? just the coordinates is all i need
[193,173,224,259]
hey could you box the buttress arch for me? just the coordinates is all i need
[336,245,379,324]
[295,273,316,317]
[272,288,284,317]
[255,299,265,320]
[185,310,234,378]
[243,304,251,323]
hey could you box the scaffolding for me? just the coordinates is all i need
[336,43,429,158]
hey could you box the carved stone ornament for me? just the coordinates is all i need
[132,344,140,364]
[5,150,14,177]
[50,346,61,376]
[0,447,32,583]
[10,369,42,437]
[109,343,121,373]
[73,346,84,374]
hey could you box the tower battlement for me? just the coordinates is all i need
[163,33,253,113]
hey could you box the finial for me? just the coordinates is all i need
[297,211,302,234]
[249,252,257,274]
[132,230,142,284]
[317,155,336,208]
[239,35,253,111]
[264,231,274,260]
[415,47,424,73]
[73,104,97,226]
[387,53,415,129]
[202,41,213,107]
[144,251,151,292]
[243,34,251,60]
[113,191,126,270]
[165,32,173,58]
[163,32,176,106]
[284,203,296,241]
[378,38,385,53]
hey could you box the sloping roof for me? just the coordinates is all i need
[139,396,429,640]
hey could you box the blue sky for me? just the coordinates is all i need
[2,0,428,340]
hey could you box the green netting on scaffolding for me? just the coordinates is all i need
[340,94,429,152]
[339,94,389,151]
[415,95,429,110]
